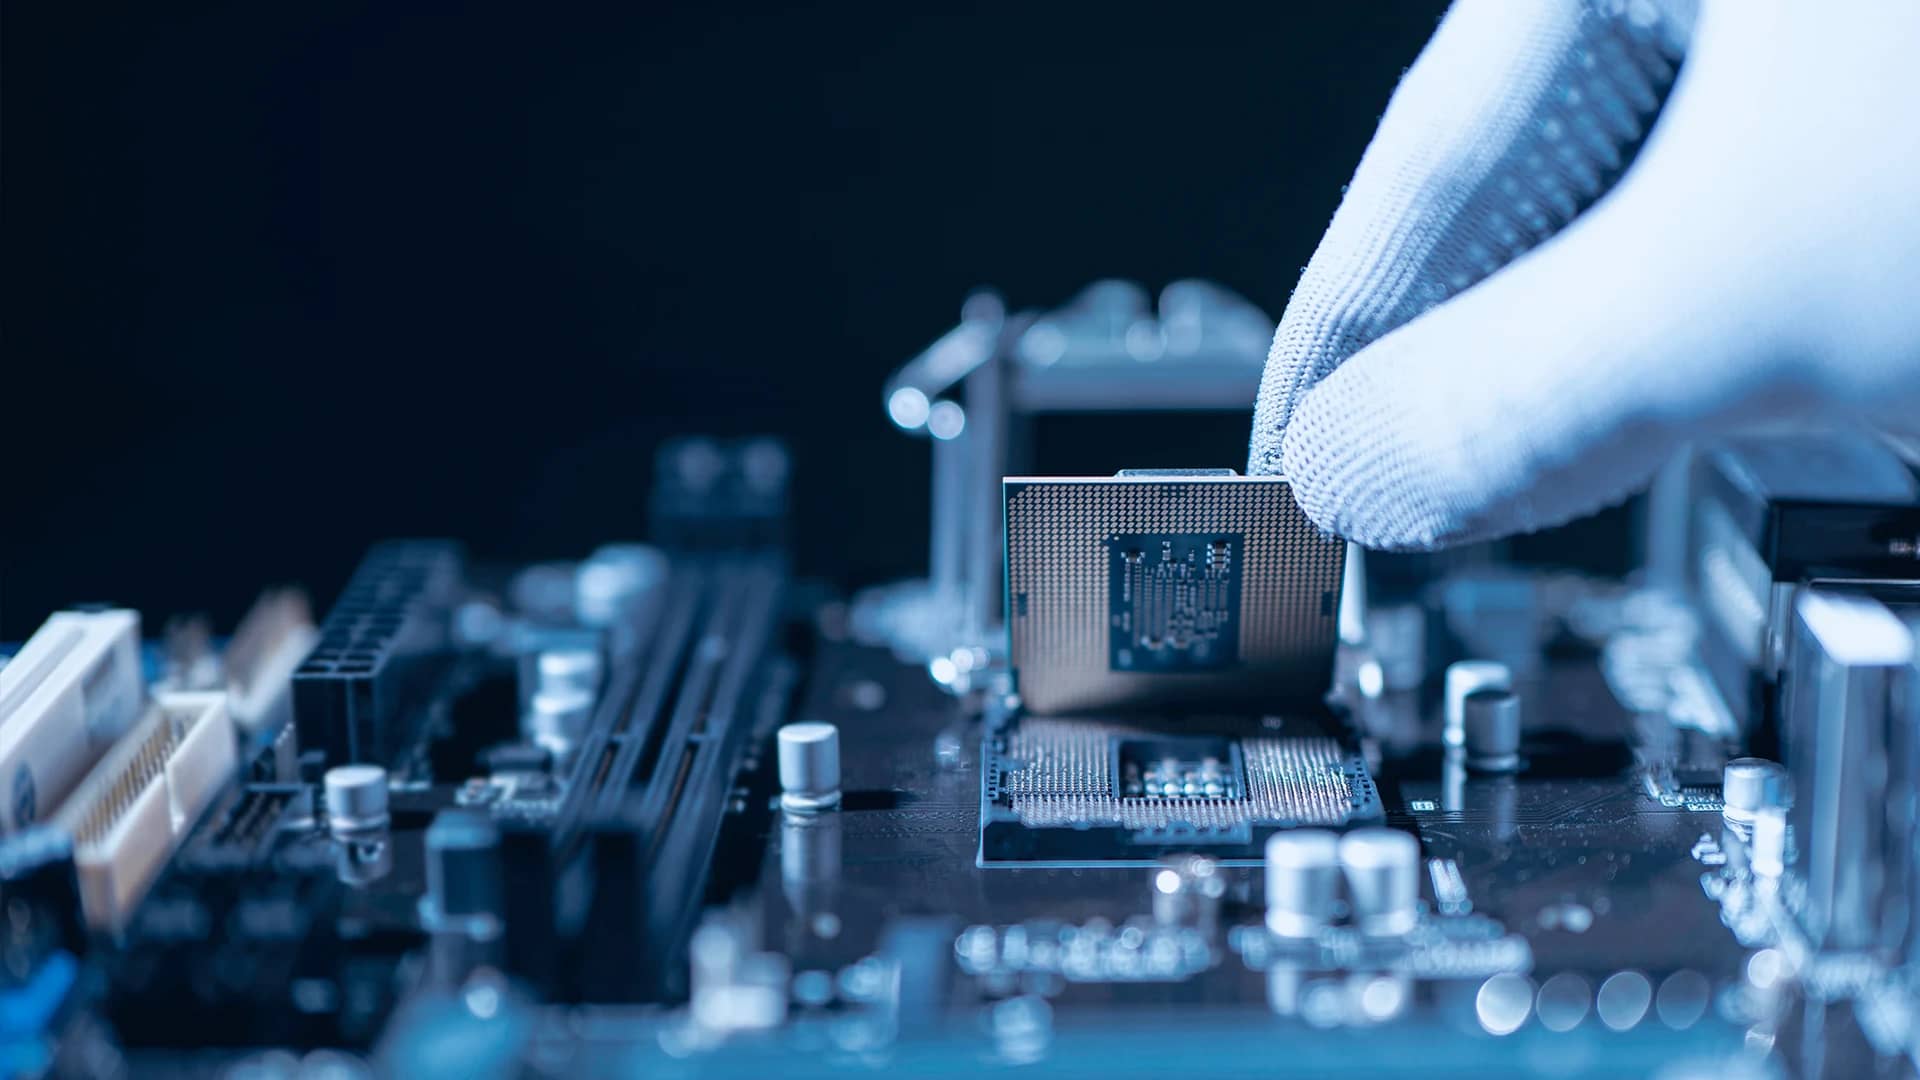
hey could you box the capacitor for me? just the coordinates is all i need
[323,764,390,835]
[1462,688,1522,772]
[777,722,842,812]
[574,544,667,628]
[1264,830,1341,937]
[1339,828,1421,937]
[425,810,502,927]
[535,648,601,697]
[1152,854,1226,934]
[525,686,595,759]
[1444,660,1512,749]
[1366,604,1428,692]
[1720,757,1787,828]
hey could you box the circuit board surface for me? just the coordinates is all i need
[5,439,1916,1079]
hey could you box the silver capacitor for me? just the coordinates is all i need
[574,544,667,628]
[1339,828,1421,937]
[323,764,390,835]
[1153,854,1227,934]
[1367,604,1428,692]
[1721,757,1787,829]
[1444,660,1511,749]
[777,722,842,812]
[1265,830,1341,937]
[1462,688,1522,772]
[535,648,601,697]
[525,686,595,760]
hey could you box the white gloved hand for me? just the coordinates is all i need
[1250,0,1920,550]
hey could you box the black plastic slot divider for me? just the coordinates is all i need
[627,555,785,995]
[632,557,779,849]
[552,572,698,849]
[586,569,709,824]
[611,563,754,825]
[645,656,796,998]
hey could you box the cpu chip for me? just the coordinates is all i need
[1006,473,1343,714]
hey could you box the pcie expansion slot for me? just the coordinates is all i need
[53,690,239,930]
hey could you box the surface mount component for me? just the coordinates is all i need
[1005,472,1345,714]
[0,610,145,833]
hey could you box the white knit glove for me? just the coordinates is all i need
[1250,0,1920,550]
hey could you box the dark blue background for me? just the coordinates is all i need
[3,3,1445,636]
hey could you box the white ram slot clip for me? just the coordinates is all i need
[0,609,145,833]
[53,691,239,931]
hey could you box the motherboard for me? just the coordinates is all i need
[5,283,1920,1079]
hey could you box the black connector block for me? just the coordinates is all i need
[648,437,790,550]
[292,540,465,765]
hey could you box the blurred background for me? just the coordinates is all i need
[2,2,1448,638]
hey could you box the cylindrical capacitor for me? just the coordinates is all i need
[323,764,390,835]
[1463,688,1522,772]
[1265,830,1341,937]
[1367,605,1428,692]
[525,686,595,759]
[1444,661,1511,749]
[1339,828,1421,937]
[426,810,502,927]
[574,544,667,628]
[778,722,842,812]
[1721,757,1788,828]
[1152,853,1227,934]
[536,648,602,698]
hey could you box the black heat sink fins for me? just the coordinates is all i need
[293,541,465,765]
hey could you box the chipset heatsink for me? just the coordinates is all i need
[1005,473,1344,715]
